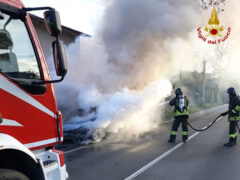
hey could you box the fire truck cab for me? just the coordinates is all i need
[0,0,68,179]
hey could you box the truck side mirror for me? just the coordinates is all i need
[44,9,62,37]
[52,39,67,77]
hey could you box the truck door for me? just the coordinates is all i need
[0,10,59,150]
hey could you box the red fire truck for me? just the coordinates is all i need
[0,0,68,179]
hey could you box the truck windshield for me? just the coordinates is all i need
[0,12,40,80]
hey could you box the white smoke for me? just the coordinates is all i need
[54,0,239,142]
[98,0,201,89]
[63,79,172,140]
[57,36,173,140]
[55,0,200,141]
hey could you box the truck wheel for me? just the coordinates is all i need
[0,169,29,180]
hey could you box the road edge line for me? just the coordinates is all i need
[124,132,199,180]
[124,116,224,180]
[64,146,88,154]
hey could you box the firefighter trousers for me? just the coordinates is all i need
[169,116,188,142]
[229,121,238,142]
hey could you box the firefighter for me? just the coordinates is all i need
[168,88,189,143]
[220,87,240,147]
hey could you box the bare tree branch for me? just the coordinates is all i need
[199,0,227,13]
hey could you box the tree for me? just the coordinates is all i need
[209,43,230,103]
[199,0,227,12]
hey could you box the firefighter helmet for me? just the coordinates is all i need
[227,87,236,95]
[175,88,182,95]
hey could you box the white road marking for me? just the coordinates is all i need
[217,117,223,122]
[209,117,222,125]
[124,117,224,180]
[64,146,88,154]
[124,132,199,180]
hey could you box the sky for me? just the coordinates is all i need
[21,0,106,35]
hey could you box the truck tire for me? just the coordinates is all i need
[0,169,29,180]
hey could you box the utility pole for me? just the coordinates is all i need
[212,72,215,104]
[202,60,206,106]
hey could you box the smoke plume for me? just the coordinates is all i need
[53,0,240,142]
[98,0,201,89]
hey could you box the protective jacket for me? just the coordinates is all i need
[222,95,240,121]
[169,95,189,117]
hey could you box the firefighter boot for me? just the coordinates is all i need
[182,136,188,143]
[168,135,176,143]
[182,132,188,143]
[233,136,237,145]
[224,138,234,147]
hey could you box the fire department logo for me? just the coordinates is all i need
[197,8,231,44]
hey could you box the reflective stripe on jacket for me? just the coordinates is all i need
[229,96,240,121]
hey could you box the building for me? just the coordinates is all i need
[30,14,89,63]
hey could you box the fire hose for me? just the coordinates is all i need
[188,115,240,133]
[187,115,222,132]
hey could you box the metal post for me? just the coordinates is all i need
[202,60,206,106]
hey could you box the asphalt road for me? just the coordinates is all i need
[64,105,239,180]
